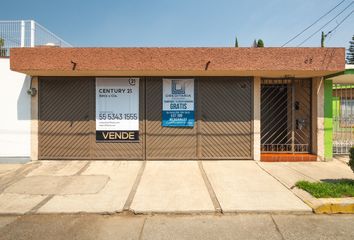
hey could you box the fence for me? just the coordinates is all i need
[333,83,354,154]
[0,20,72,57]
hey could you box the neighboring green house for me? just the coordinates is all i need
[325,65,354,156]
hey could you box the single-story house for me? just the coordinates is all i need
[9,47,345,161]
[326,65,354,155]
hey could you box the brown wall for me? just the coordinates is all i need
[11,48,345,77]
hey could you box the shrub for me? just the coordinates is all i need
[349,147,354,172]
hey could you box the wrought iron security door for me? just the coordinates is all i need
[261,79,311,153]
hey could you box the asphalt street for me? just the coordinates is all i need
[0,214,353,240]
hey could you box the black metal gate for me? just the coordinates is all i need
[261,78,311,153]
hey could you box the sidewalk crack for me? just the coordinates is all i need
[138,217,147,240]
[270,215,285,240]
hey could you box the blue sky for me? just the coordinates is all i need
[2,0,353,48]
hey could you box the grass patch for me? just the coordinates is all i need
[295,179,354,198]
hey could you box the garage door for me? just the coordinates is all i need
[39,77,145,160]
[39,77,252,160]
[91,78,145,160]
[145,77,197,159]
[39,77,92,159]
[199,77,252,159]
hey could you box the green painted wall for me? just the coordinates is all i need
[324,79,333,159]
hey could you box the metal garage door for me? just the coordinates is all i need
[39,77,92,159]
[145,77,197,159]
[199,77,252,159]
[39,77,145,160]
[92,78,145,160]
[39,77,252,160]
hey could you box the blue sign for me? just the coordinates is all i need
[162,111,194,127]
[162,79,194,127]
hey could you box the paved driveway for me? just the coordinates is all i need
[203,161,310,212]
[0,160,312,214]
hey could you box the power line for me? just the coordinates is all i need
[297,1,354,46]
[281,0,346,47]
[325,9,354,36]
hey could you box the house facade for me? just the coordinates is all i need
[9,47,345,161]
[327,65,354,155]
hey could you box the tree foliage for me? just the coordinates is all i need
[347,35,354,64]
[235,37,239,47]
[0,38,6,57]
[349,147,354,173]
[257,39,264,47]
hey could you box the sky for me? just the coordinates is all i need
[1,0,353,48]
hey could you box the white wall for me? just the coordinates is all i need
[0,58,30,158]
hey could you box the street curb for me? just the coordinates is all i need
[292,188,354,214]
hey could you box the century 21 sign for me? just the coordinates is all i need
[95,78,139,142]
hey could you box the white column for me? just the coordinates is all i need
[253,77,261,161]
[20,21,25,47]
[30,20,35,47]
[312,77,325,161]
[31,77,39,161]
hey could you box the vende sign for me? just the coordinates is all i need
[96,78,139,141]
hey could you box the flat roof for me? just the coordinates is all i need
[329,65,354,83]
[10,47,345,77]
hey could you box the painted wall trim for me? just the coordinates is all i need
[253,77,261,161]
[324,79,333,160]
[31,77,39,161]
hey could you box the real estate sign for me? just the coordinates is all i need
[162,78,194,127]
[96,78,139,141]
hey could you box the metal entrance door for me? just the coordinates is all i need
[261,79,311,153]
[199,77,252,159]
[333,84,354,154]
[39,77,92,159]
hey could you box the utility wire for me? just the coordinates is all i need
[325,9,354,37]
[281,0,346,47]
[297,1,354,46]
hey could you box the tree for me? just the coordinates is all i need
[257,39,264,48]
[235,36,239,47]
[349,147,354,173]
[347,35,354,64]
[0,38,7,57]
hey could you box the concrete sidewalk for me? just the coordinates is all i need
[0,160,313,214]
[203,161,310,212]
[259,159,354,188]
[259,160,354,213]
